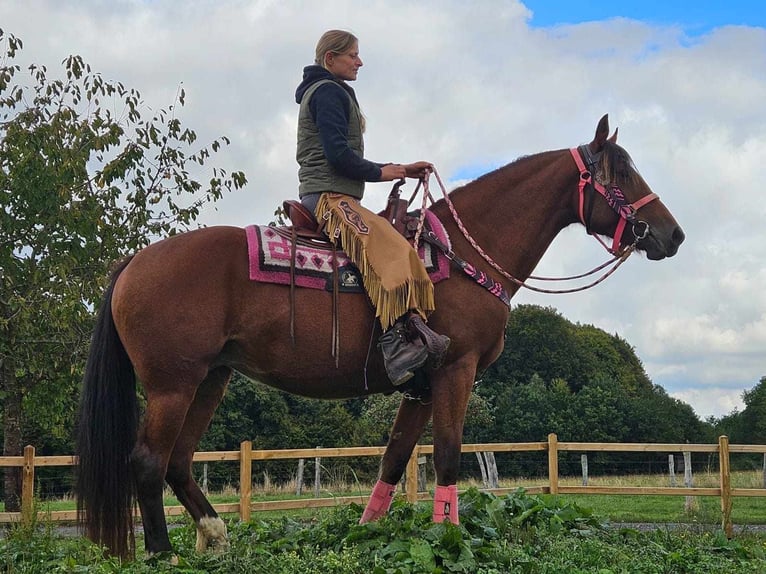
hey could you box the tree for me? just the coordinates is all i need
[736,376,766,444]
[0,30,246,509]
[569,376,630,442]
[478,305,577,403]
[570,326,652,394]
[479,304,656,401]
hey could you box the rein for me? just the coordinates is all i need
[417,147,658,296]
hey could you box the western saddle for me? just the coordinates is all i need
[281,179,414,241]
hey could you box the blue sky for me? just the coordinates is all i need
[522,1,765,32]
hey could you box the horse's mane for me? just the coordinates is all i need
[598,142,642,187]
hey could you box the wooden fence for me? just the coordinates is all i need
[2,434,764,537]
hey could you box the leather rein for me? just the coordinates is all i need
[410,146,659,297]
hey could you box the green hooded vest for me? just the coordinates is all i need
[297,79,365,199]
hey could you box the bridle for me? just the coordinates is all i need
[414,146,660,296]
[572,145,659,256]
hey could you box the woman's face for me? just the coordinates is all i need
[326,42,363,81]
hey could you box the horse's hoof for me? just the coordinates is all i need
[196,516,229,553]
[145,552,179,566]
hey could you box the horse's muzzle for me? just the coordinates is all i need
[644,224,685,260]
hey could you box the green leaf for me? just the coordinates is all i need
[409,538,436,569]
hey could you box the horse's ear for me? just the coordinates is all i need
[607,127,618,144]
[589,114,609,153]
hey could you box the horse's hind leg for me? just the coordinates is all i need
[131,385,198,556]
[164,367,232,553]
[360,397,433,522]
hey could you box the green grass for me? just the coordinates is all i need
[557,493,766,526]
[14,469,766,527]
[7,467,766,526]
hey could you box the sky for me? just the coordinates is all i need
[0,1,763,420]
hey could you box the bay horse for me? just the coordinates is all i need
[76,115,684,558]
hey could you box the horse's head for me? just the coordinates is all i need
[575,115,685,260]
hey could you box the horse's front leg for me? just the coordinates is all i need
[430,359,476,525]
[360,396,433,523]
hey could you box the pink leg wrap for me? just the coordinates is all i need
[433,484,459,524]
[359,480,397,523]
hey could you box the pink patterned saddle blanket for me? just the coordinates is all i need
[246,209,451,292]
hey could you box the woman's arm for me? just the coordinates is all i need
[311,83,382,181]
[312,84,433,183]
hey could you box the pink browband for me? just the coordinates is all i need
[570,148,658,255]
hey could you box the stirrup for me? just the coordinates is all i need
[407,314,450,369]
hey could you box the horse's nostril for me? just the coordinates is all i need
[673,227,686,246]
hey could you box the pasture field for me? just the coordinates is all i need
[3,488,766,573]
[6,468,766,525]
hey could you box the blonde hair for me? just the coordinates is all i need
[314,30,359,68]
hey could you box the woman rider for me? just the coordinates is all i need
[295,30,449,386]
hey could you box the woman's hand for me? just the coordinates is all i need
[379,164,407,181]
[403,161,433,179]
[379,161,433,182]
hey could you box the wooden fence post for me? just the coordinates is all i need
[406,446,419,503]
[548,433,559,495]
[314,449,321,497]
[475,452,488,487]
[21,445,35,526]
[668,454,676,487]
[296,458,305,495]
[762,453,765,490]
[683,450,696,512]
[719,435,732,538]
[581,454,589,486]
[484,452,499,488]
[417,456,427,492]
[239,440,252,522]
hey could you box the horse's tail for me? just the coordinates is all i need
[75,256,138,559]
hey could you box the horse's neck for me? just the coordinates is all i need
[440,150,577,284]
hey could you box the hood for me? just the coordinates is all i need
[295,65,336,104]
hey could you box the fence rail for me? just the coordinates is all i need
[2,434,764,536]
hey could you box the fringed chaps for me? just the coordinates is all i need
[315,193,435,331]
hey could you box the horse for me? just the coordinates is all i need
[75,115,685,558]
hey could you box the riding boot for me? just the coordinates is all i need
[379,319,429,386]
[407,313,451,369]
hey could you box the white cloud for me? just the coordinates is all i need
[670,386,745,420]
[652,313,766,355]
[1,0,764,419]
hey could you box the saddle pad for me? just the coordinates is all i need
[246,209,451,292]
